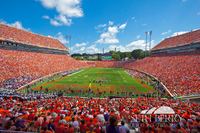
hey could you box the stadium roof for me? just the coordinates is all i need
[0,23,68,51]
[152,29,200,51]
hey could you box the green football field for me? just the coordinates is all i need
[29,68,155,97]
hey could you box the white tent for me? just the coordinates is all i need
[140,109,148,114]
[140,107,156,114]
[140,106,175,114]
[154,106,175,114]
[146,107,157,114]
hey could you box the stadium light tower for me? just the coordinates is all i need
[149,31,152,51]
[145,31,148,56]
[66,35,71,54]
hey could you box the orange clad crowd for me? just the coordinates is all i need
[0,49,89,89]
[0,48,200,96]
[0,24,66,50]
[152,29,200,50]
[123,53,200,96]
[0,23,199,133]
[0,96,199,133]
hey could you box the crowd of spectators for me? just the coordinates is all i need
[0,49,90,89]
[1,48,199,97]
[127,70,167,97]
[123,53,200,96]
[152,29,200,50]
[0,48,127,90]
[0,94,199,133]
[0,24,66,50]
[85,61,125,68]
[2,76,34,90]
[0,89,57,101]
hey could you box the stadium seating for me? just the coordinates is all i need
[152,29,200,50]
[1,23,199,98]
[0,96,199,132]
[123,53,200,96]
[0,14,200,133]
[0,24,66,50]
[0,49,89,89]
[86,61,125,68]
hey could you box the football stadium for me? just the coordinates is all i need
[0,0,200,133]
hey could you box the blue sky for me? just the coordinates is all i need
[0,0,200,54]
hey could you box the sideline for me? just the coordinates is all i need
[125,68,173,97]
[67,69,84,77]
[17,69,83,91]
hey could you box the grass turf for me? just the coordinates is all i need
[29,68,155,97]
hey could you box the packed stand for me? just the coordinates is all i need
[0,49,90,89]
[0,24,66,50]
[124,53,200,96]
[127,70,167,96]
[152,29,200,50]
[2,76,34,90]
[0,88,57,101]
[86,61,126,68]
[0,96,199,132]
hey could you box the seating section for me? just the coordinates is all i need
[0,49,89,89]
[0,96,199,132]
[123,53,200,96]
[0,23,199,97]
[86,61,125,68]
[152,29,200,50]
[1,48,199,97]
[0,24,66,50]
[0,49,125,89]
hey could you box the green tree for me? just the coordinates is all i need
[111,51,121,60]
[131,49,148,59]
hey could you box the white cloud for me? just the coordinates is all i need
[0,20,29,31]
[161,29,172,35]
[75,42,87,47]
[96,24,107,29]
[119,22,127,30]
[96,27,119,44]
[108,21,114,26]
[54,32,69,44]
[126,40,147,50]
[50,19,62,26]
[86,45,101,54]
[131,17,135,20]
[42,15,50,19]
[131,17,137,22]
[71,42,87,53]
[71,43,101,54]
[39,0,83,26]
[40,0,83,17]
[136,35,141,39]
[95,23,107,33]
[141,23,147,26]
[171,31,188,37]
[50,15,72,26]
[10,21,24,30]
[72,39,155,54]
[96,21,127,44]
[106,44,127,52]
[105,39,155,52]
[43,14,72,26]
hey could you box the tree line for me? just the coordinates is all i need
[71,49,150,61]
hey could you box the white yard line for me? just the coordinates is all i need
[67,69,85,77]
[118,70,127,83]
